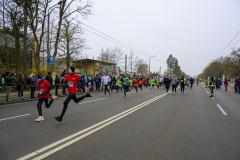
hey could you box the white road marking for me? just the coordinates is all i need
[79,98,107,104]
[212,98,214,99]
[0,114,30,122]
[206,91,209,93]
[18,93,168,160]
[217,104,227,115]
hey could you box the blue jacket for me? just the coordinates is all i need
[95,76,100,83]
[189,78,194,84]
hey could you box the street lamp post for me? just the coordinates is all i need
[149,55,156,76]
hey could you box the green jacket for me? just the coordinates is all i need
[209,81,215,87]
[156,80,160,85]
[123,77,130,86]
[116,80,122,86]
[5,75,16,86]
[179,78,186,84]
[16,73,25,91]
[149,79,155,85]
[130,80,133,86]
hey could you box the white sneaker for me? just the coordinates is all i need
[52,95,58,100]
[35,116,44,122]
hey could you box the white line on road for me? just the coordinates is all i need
[17,93,167,160]
[0,114,30,122]
[212,97,214,99]
[206,91,209,93]
[217,104,227,115]
[79,98,107,104]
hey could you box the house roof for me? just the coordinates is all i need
[73,59,116,66]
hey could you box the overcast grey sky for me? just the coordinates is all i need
[82,0,240,76]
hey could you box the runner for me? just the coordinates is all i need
[171,74,178,94]
[55,67,92,122]
[209,77,215,97]
[149,78,155,90]
[144,77,149,89]
[35,75,58,122]
[205,78,208,88]
[224,78,228,91]
[111,74,117,93]
[196,78,200,86]
[164,75,171,92]
[139,77,143,92]
[179,75,186,94]
[189,77,194,89]
[102,73,111,97]
[132,77,139,93]
[123,74,130,98]
[156,78,160,89]
[117,77,123,93]
[129,78,133,92]
[160,76,163,89]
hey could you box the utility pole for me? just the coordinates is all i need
[47,10,50,72]
[93,55,95,76]
[160,66,161,76]
[86,54,87,76]
[149,55,156,76]
[125,54,127,74]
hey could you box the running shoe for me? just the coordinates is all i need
[55,116,62,122]
[123,96,126,98]
[35,116,44,122]
[109,92,111,96]
[85,93,92,97]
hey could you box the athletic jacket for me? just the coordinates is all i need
[132,79,138,87]
[123,77,130,86]
[102,76,111,85]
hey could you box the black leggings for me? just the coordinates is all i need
[55,85,59,95]
[60,94,85,118]
[135,86,138,92]
[140,84,143,91]
[210,87,214,94]
[124,86,129,96]
[172,84,177,92]
[37,99,54,116]
[181,84,185,92]
[104,85,110,94]
[31,87,36,98]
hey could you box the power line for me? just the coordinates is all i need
[222,38,240,56]
[218,31,240,57]
[81,27,152,58]
[81,23,151,57]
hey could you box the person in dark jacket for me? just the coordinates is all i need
[16,73,26,99]
[45,72,53,85]
[164,75,171,92]
[55,75,60,95]
[95,74,100,91]
[29,73,38,99]
[5,71,16,101]
[111,74,117,93]
[61,70,66,77]
[62,75,67,95]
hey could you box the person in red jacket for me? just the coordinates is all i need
[55,67,92,122]
[144,77,149,89]
[132,78,139,93]
[35,75,58,122]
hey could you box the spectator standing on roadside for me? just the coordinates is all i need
[2,74,5,91]
[16,73,26,100]
[95,74,100,91]
[45,72,53,85]
[5,71,16,101]
[55,75,60,95]
[29,73,38,99]
[62,75,67,95]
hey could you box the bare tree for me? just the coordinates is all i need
[98,46,124,66]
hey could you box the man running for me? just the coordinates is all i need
[55,67,91,122]
[205,78,208,88]
[123,74,130,98]
[189,77,194,89]
[179,75,186,94]
[139,77,143,92]
[102,73,111,97]
[171,74,178,94]
[164,75,171,92]
[35,75,58,122]
[111,74,117,93]
[132,77,139,93]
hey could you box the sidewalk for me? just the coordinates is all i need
[0,88,104,105]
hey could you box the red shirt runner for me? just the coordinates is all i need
[39,80,51,99]
[65,73,81,94]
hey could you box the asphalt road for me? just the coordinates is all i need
[0,83,240,160]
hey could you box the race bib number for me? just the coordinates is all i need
[40,89,43,94]
[125,82,127,84]
[145,82,147,84]
[181,80,183,82]
[68,81,74,87]
[88,82,91,85]
[135,84,138,86]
